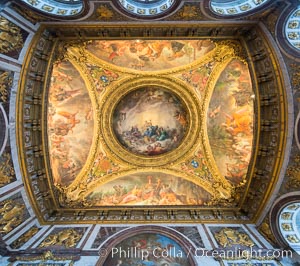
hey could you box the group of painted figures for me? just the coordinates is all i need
[120,120,183,156]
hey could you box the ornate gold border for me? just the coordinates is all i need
[100,76,200,167]
[82,168,215,200]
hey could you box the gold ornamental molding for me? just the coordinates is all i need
[100,76,199,167]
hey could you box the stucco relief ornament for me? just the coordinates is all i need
[179,5,198,19]
[0,17,23,54]
[11,227,39,249]
[258,218,276,245]
[39,228,83,248]
[54,183,92,208]
[205,179,246,206]
[54,40,87,63]
[285,155,300,190]
[0,200,25,234]
[96,5,114,20]
[0,153,15,187]
[0,71,13,103]
[214,228,255,248]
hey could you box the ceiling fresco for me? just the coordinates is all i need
[48,60,94,186]
[112,87,188,156]
[86,172,212,206]
[47,39,254,209]
[1,0,297,261]
[86,40,215,71]
[207,59,253,184]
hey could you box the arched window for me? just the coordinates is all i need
[210,0,271,16]
[116,0,179,18]
[19,0,84,17]
[279,202,300,254]
[285,5,300,51]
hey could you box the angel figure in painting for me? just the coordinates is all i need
[57,111,80,133]
[221,107,252,136]
[174,111,187,127]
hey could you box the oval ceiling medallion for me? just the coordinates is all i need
[210,0,271,16]
[112,86,188,157]
[101,77,200,167]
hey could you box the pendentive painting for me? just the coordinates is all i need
[87,172,211,206]
[112,87,188,156]
[207,59,254,185]
[87,40,215,71]
[47,61,94,185]
[103,233,191,266]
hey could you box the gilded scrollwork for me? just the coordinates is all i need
[257,218,276,245]
[0,71,13,103]
[55,183,92,207]
[0,152,16,187]
[0,16,23,54]
[54,40,87,63]
[9,250,78,264]
[206,179,247,206]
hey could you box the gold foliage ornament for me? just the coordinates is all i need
[0,200,25,234]
[96,5,113,20]
[206,179,246,207]
[0,16,23,54]
[39,228,83,248]
[214,228,255,248]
